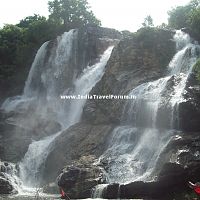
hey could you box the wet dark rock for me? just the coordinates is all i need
[158,162,188,184]
[0,161,19,195]
[186,161,200,183]
[101,163,188,199]
[153,131,200,190]
[178,72,200,131]
[168,133,200,174]
[57,155,104,199]
[0,177,13,194]
[119,180,188,199]
[102,183,119,199]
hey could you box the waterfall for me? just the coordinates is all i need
[24,30,76,99]
[96,30,200,190]
[122,77,170,128]
[64,46,114,125]
[1,28,114,192]
[98,127,173,185]
[19,46,113,188]
[1,29,78,127]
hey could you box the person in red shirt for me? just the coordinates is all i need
[59,187,70,199]
[188,181,200,195]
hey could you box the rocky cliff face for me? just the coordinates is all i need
[83,28,175,124]
[46,28,178,197]
[43,123,114,185]
[178,70,200,131]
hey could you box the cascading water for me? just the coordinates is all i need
[98,127,173,184]
[19,46,113,188]
[65,46,114,125]
[1,29,78,128]
[1,28,114,195]
[95,30,200,194]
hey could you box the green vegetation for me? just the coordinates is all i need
[48,0,101,29]
[168,0,200,83]
[168,0,200,40]
[2,0,200,97]
[0,15,59,82]
[0,0,100,98]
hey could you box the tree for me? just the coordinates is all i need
[167,0,200,29]
[0,25,25,82]
[48,0,101,29]
[168,6,192,29]
[0,25,24,65]
[142,15,154,27]
[17,14,46,28]
[168,0,200,41]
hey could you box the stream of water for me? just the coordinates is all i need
[93,30,200,196]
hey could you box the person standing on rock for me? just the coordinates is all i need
[59,187,70,200]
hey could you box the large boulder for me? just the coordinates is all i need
[0,161,20,194]
[0,177,14,194]
[42,123,114,184]
[57,155,104,199]
[164,131,200,183]
[151,131,200,195]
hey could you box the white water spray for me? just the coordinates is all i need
[97,30,200,189]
